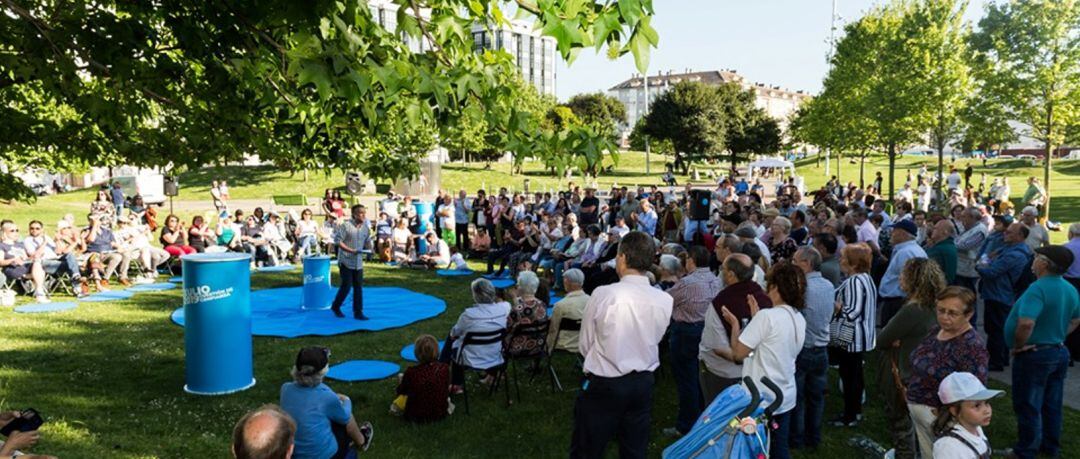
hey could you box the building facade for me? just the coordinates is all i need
[471,20,556,96]
[608,69,812,138]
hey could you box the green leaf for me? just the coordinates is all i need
[628,29,651,74]
[618,0,642,27]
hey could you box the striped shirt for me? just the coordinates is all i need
[836,272,877,352]
[668,268,722,323]
[333,218,370,270]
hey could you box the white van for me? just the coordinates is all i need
[112,174,166,205]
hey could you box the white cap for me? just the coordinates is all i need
[938,372,1004,405]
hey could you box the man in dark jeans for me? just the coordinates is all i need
[453,189,471,253]
[486,219,524,277]
[977,223,1032,371]
[790,247,832,450]
[661,246,721,438]
[1006,245,1080,459]
[331,205,370,320]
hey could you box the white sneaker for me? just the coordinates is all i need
[136,276,154,285]
[35,294,51,304]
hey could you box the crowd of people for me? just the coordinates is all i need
[3,167,1076,459]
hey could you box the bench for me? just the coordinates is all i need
[272,195,308,206]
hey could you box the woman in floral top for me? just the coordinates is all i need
[767,216,799,265]
[507,271,548,355]
[906,286,989,459]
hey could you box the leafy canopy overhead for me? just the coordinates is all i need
[0,0,659,200]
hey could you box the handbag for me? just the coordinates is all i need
[828,315,855,348]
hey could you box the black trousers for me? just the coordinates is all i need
[486,245,517,275]
[985,299,1011,368]
[455,223,470,252]
[332,265,364,317]
[570,371,654,459]
[833,348,865,421]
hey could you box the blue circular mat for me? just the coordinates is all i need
[482,273,512,280]
[127,282,178,292]
[327,360,400,382]
[170,286,446,338]
[436,269,474,277]
[490,278,514,289]
[15,302,78,313]
[257,264,296,273]
[169,276,183,283]
[400,341,446,362]
[80,290,135,302]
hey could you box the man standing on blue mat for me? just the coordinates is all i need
[332,204,370,320]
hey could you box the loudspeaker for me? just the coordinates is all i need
[164,176,179,197]
[345,172,363,196]
[688,189,711,220]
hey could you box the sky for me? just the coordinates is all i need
[554,0,991,101]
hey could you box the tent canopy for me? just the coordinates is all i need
[748,157,794,169]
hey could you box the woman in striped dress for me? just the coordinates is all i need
[829,242,877,427]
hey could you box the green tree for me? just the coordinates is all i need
[727,111,782,166]
[912,0,973,197]
[0,0,659,200]
[565,92,627,134]
[641,81,726,173]
[972,0,1080,219]
[628,117,673,155]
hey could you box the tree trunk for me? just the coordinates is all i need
[836,151,841,182]
[859,152,866,188]
[937,138,945,204]
[888,143,896,201]
[303,169,309,183]
[1044,103,1054,222]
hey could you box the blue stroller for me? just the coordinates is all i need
[662,376,784,459]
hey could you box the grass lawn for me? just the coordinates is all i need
[3,152,1080,457]
[0,259,1078,458]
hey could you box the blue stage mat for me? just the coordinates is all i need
[256,264,296,273]
[327,360,400,382]
[481,273,511,280]
[400,341,446,362]
[436,269,474,277]
[15,302,77,313]
[490,278,514,289]
[127,282,177,292]
[169,276,183,283]
[80,290,135,302]
[170,286,445,338]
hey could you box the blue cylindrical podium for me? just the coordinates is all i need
[414,201,433,254]
[181,252,255,395]
[302,255,332,310]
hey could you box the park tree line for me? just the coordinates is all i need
[789,0,1080,219]
[0,0,660,201]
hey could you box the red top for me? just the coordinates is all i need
[396,362,450,423]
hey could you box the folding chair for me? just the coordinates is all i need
[451,328,510,415]
[504,320,551,400]
[546,317,583,391]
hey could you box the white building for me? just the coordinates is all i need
[608,69,812,138]
[368,0,433,53]
[471,20,556,96]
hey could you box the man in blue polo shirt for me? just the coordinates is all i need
[1005,245,1080,459]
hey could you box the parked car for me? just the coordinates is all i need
[112,174,166,205]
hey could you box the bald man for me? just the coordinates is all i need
[924,219,958,284]
[232,405,296,459]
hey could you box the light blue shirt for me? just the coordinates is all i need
[802,272,835,348]
[637,209,658,235]
[453,198,471,223]
[333,218,370,270]
[879,239,927,298]
[280,382,352,459]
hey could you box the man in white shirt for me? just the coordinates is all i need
[572,231,672,459]
[946,167,962,191]
[1020,206,1049,252]
[23,219,86,295]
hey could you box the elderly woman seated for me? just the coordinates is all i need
[439,278,512,393]
[279,346,373,459]
[507,271,548,356]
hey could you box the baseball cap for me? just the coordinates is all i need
[892,219,918,236]
[295,346,330,374]
[938,372,1003,405]
[1035,245,1075,270]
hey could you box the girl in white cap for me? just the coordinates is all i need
[932,371,1004,458]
